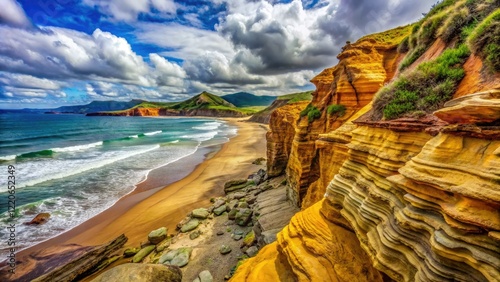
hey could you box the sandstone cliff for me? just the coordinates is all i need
[233,2,500,281]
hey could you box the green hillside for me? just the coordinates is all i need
[222,92,276,107]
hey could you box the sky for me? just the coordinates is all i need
[0,0,437,108]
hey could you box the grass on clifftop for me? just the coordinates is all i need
[468,8,500,72]
[374,44,470,120]
[357,25,413,46]
[278,91,313,103]
[399,0,498,71]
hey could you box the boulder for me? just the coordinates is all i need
[198,270,214,282]
[132,245,155,263]
[245,246,259,257]
[228,209,238,220]
[252,169,267,185]
[91,263,181,282]
[224,179,251,194]
[213,199,226,209]
[180,219,200,233]
[148,227,167,244]
[25,213,50,225]
[191,208,209,219]
[230,192,247,200]
[189,230,201,240]
[219,245,232,255]
[235,209,253,226]
[213,205,227,216]
[160,247,192,268]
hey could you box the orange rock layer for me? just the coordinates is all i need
[283,30,408,207]
[231,200,384,282]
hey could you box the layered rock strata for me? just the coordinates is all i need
[283,32,408,207]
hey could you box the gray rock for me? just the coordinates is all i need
[159,250,178,264]
[227,208,238,220]
[148,227,167,244]
[191,208,209,219]
[180,219,200,233]
[132,245,155,263]
[232,234,242,241]
[235,208,253,226]
[189,230,201,240]
[213,205,227,216]
[216,231,224,236]
[245,246,259,257]
[224,179,251,194]
[170,251,190,267]
[160,247,192,268]
[227,200,239,211]
[238,202,249,209]
[198,270,213,282]
[219,245,232,255]
[231,192,247,200]
[213,199,226,209]
[92,263,181,282]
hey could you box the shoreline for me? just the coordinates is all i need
[8,118,268,280]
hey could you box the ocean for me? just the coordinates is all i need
[0,113,237,256]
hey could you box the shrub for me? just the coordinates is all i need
[439,8,470,43]
[485,43,500,71]
[307,107,321,122]
[327,104,346,116]
[374,44,470,120]
[400,46,426,70]
[468,8,500,72]
[398,36,410,53]
[300,104,322,123]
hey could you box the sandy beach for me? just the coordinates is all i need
[7,118,268,280]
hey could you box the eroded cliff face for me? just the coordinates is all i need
[284,28,409,207]
[234,17,500,280]
[267,101,309,177]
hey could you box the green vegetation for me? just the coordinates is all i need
[374,44,470,120]
[222,92,276,107]
[132,101,176,109]
[397,36,410,53]
[300,104,321,123]
[399,46,426,70]
[277,91,313,103]
[327,104,346,117]
[468,8,500,72]
[358,25,412,45]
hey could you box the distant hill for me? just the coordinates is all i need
[54,100,145,114]
[249,91,313,124]
[222,92,276,107]
[88,92,260,117]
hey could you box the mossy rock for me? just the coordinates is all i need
[132,245,156,263]
[213,205,227,216]
[148,227,167,244]
[191,208,209,219]
[123,247,140,258]
[219,245,232,255]
[243,230,256,247]
[180,219,200,233]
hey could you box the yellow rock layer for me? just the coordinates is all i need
[231,200,384,282]
[285,32,408,206]
[326,125,500,281]
[267,101,309,177]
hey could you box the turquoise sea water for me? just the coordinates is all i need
[0,113,236,256]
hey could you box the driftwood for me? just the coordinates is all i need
[32,234,127,282]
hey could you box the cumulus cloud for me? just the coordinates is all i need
[83,0,176,22]
[0,25,187,88]
[0,0,32,28]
